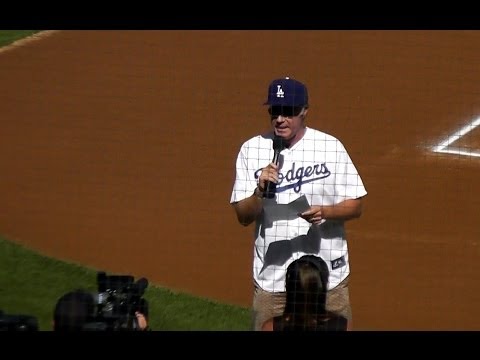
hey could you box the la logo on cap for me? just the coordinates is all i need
[276,85,285,98]
[264,76,308,107]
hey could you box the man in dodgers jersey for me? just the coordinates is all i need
[230,77,367,330]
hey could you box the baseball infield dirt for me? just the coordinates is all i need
[1,30,479,330]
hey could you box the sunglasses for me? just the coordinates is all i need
[268,106,303,118]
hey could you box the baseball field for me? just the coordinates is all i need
[1,30,479,330]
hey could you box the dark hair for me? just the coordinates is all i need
[275,255,347,331]
[284,255,329,316]
[53,289,95,331]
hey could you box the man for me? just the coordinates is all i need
[230,77,367,330]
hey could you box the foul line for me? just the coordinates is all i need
[431,117,480,157]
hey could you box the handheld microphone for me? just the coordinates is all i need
[264,135,285,198]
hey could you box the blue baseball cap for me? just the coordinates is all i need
[263,77,309,107]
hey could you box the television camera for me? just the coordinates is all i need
[83,271,149,331]
[0,310,38,331]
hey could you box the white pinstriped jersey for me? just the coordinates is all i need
[230,127,367,292]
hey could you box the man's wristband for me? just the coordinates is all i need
[253,186,264,199]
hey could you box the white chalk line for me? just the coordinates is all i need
[431,116,480,158]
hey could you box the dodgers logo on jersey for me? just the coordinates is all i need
[255,161,331,193]
[276,85,285,98]
[331,256,346,270]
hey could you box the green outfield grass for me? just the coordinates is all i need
[0,30,40,47]
[0,236,251,330]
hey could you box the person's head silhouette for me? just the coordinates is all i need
[263,255,348,331]
[53,289,95,331]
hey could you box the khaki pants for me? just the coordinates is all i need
[252,276,351,331]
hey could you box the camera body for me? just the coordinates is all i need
[83,271,148,331]
[0,310,38,331]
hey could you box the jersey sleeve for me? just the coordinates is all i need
[230,144,258,204]
[333,141,367,204]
